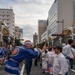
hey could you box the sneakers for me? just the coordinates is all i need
[45,71,49,73]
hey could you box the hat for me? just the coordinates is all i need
[25,40,32,45]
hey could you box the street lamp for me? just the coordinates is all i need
[72,23,75,40]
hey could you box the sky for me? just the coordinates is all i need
[0,0,54,42]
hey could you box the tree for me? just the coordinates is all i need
[15,39,22,46]
[37,42,46,49]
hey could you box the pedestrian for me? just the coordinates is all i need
[34,45,40,66]
[41,43,49,73]
[25,59,32,75]
[24,40,33,75]
[46,47,55,75]
[0,47,4,67]
[4,40,46,75]
[5,44,13,60]
[53,46,68,75]
[62,39,75,69]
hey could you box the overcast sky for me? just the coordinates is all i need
[0,0,54,42]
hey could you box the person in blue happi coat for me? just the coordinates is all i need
[24,40,34,75]
[4,40,47,75]
[0,47,5,67]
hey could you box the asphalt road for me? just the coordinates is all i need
[0,64,75,75]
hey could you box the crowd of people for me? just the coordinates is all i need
[0,39,75,75]
[40,39,75,75]
[0,45,13,67]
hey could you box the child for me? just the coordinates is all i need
[46,47,55,74]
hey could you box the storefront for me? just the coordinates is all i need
[62,29,72,43]
[2,28,9,47]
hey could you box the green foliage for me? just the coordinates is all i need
[15,39,22,46]
[37,42,46,49]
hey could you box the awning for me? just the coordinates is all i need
[2,28,9,35]
[63,29,71,35]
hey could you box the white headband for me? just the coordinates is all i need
[25,42,32,45]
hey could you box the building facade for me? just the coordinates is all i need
[19,28,23,43]
[38,20,47,43]
[0,9,15,36]
[0,21,9,47]
[14,26,23,41]
[41,31,47,42]
[47,0,75,44]
[33,33,38,46]
[14,26,20,39]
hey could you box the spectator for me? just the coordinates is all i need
[41,43,48,73]
[62,39,74,69]
[53,46,68,75]
[34,45,41,66]
[4,40,46,75]
[25,40,33,75]
[0,47,4,67]
[46,47,55,74]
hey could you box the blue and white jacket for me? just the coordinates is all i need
[4,45,40,75]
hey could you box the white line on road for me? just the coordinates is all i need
[20,63,25,75]
[70,69,75,72]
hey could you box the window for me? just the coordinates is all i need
[7,23,9,25]
[3,19,5,21]
[7,15,9,17]
[3,15,4,17]
[7,19,9,21]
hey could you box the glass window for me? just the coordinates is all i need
[3,15,4,17]
[7,15,9,17]
[7,19,9,21]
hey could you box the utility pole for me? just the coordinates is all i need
[57,19,64,43]
[72,23,75,40]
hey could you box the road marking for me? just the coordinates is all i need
[20,63,25,75]
[70,69,75,72]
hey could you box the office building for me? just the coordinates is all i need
[47,0,75,43]
[14,26,20,39]
[33,33,38,46]
[0,8,15,36]
[38,20,47,43]
[19,28,23,42]
[41,30,47,42]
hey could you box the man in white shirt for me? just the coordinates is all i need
[62,39,74,69]
[34,45,41,66]
[53,46,68,75]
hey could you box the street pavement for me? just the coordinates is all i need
[0,64,75,75]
